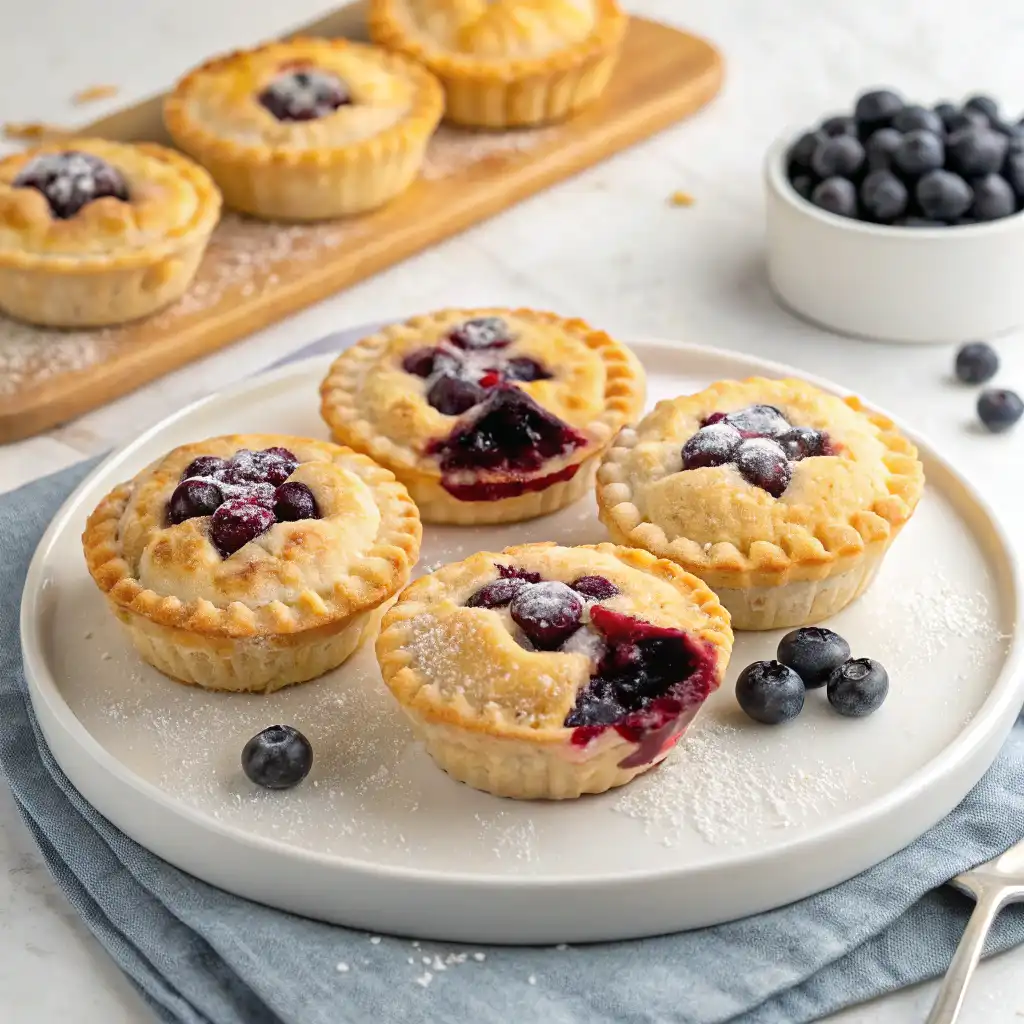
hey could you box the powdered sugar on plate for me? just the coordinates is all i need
[420,124,560,181]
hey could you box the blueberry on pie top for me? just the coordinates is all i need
[376,543,733,799]
[320,307,646,524]
[369,0,628,128]
[597,378,924,631]
[83,434,421,693]
[0,138,220,327]
[164,37,443,220]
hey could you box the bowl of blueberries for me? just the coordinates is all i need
[765,88,1024,343]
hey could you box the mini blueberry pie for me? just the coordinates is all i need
[0,139,220,327]
[368,0,628,128]
[376,543,732,799]
[319,307,645,524]
[83,435,421,693]
[597,378,925,631]
[164,37,443,220]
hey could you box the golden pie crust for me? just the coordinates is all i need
[376,542,733,799]
[164,37,443,220]
[369,0,628,127]
[0,138,220,327]
[319,307,646,524]
[597,377,925,630]
[83,434,422,693]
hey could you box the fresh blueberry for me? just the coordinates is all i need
[860,169,908,222]
[510,581,583,650]
[810,136,865,179]
[964,94,1000,122]
[788,131,826,171]
[821,114,857,138]
[864,128,903,172]
[970,173,1016,221]
[934,101,960,131]
[811,177,858,218]
[827,659,889,717]
[273,481,319,522]
[944,108,990,134]
[977,388,1024,433]
[735,661,805,725]
[892,129,944,177]
[777,626,852,689]
[854,89,904,131]
[241,725,313,789]
[503,356,552,382]
[723,404,791,436]
[168,479,223,524]
[777,426,829,460]
[891,104,944,135]
[467,577,529,609]
[427,373,485,415]
[1003,152,1024,198]
[210,499,275,557]
[790,174,815,200]
[947,127,1008,177]
[682,422,742,469]
[736,438,792,498]
[916,170,973,221]
[570,575,620,601]
[955,342,1000,384]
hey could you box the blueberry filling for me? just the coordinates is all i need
[401,318,554,416]
[14,151,129,219]
[683,404,836,497]
[426,386,587,501]
[165,447,321,556]
[464,568,716,768]
[258,68,351,121]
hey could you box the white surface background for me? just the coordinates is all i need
[2,0,1024,1021]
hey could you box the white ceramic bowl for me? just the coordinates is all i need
[764,137,1024,344]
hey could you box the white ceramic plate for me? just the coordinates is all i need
[21,342,1022,944]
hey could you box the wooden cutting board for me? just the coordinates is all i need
[0,7,723,444]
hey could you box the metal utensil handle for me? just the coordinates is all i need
[925,891,1005,1024]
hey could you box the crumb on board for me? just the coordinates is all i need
[1,122,70,142]
[668,189,695,207]
[73,84,120,105]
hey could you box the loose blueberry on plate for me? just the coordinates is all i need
[242,725,314,790]
[954,342,999,385]
[827,658,889,717]
[977,388,1024,433]
[509,581,582,650]
[811,136,865,179]
[864,128,903,172]
[777,626,852,689]
[892,129,944,177]
[735,660,805,725]
[811,177,857,218]
[915,170,973,221]
[854,88,904,132]
[970,173,1016,221]
[860,169,908,222]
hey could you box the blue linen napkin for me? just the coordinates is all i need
[2,330,1024,1024]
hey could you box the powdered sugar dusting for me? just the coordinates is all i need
[613,717,856,847]
[420,124,560,181]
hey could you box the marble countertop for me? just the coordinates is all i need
[3,0,1024,1020]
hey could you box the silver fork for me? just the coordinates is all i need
[925,838,1024,1023]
